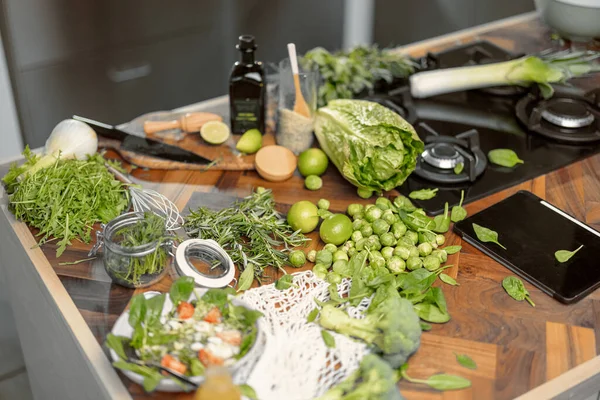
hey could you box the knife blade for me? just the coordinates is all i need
[72,115,212,165]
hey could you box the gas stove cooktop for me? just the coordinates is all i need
[366,41,600,215]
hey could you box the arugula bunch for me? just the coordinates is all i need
[3,148,129,257]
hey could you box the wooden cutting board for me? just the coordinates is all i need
[98,132,276,171]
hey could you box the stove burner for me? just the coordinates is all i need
[422,143,464,169]
[516,86,600,143]
[540,98,595,128]
[413,123,487,184]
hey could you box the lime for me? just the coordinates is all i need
[287,200,319,233]
[298,148,329,177]
[236,129,263,154]
[320,214,353,245]
[201,121,230,144]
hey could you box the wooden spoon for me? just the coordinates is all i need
[287,43,311,118]
[143,112,222,134]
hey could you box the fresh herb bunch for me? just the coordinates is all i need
[184,188,310,283]
[3,147,129,257]
[303,45,416,106]
[106,212,171,286]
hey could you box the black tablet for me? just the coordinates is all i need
[453,190,600,304]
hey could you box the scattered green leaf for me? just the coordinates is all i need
[488,149,524,168]
[307,307,320,323]
[454,163,464,175]
[409,188,439,200]
[555,245,583,263]
[275,274,296,290]
[239,384,258,400]
[433,202,451,233]
[321,329,336,348]
[439,273,459,286]
[443,245,462,255]
[502,276,535,307]
[472,223,506,250]
[451,190,467,223]
[455,353,477,370]
[237,264,255,292]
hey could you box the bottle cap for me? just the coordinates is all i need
[237,34,257,52]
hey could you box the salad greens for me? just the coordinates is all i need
[184,188,310,283]
[106,277,263,391]
[303,45,415,107]
[451,190,468,223]
[488,149,524,168]
[502,276,535,307]
[314,100,424,196]
[472,223,507,250]
[3,148,129,257]
[409,188,439,200]
[555,245,583,263]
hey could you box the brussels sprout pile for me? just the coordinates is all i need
[312,195,453,284]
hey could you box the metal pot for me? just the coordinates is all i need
[535,0,600,42]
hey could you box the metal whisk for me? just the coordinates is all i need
[105,164,183,230]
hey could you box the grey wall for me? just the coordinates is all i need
[374,0,535,46]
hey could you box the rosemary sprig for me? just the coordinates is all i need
[184,188,309,282]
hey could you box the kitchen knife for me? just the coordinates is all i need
[72,115,212,165]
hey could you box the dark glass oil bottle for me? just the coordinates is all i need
[229,35,266,134]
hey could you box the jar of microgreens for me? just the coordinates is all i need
[95,211,173,288]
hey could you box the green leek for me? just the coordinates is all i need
[410,50,600,98]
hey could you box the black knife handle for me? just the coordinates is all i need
[72,115,126,141]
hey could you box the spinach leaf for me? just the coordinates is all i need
[275,274,296,290]
[455,353,477,370]
[424,374,472,390]
[145,294,166,327]
[321,330,336,348]
[433,202,451,233]
[555,245,583,263]
[237,264,255,292]
[189,358,205,376]
[399,268,437,292]
[236,326,257,360]
[488,149,524,168]
[369,283,398,311]
[393,195,417,212]
[424,287,448,314]
[105,333,128,360]
[454,163,464,175]
[450,190,467,223]
[112,360,163,392]
[409,188,439,200]
[420,321,432,331]
[472,223,507,250]
[128,294,147,328]
[399,288,427,304]
[202,287,236,309]
[306,307,319,323]
[502,276,535,307]
[169,276,195,306]
[399,210,436,231]
[414,303,450,323]
[439,273,459,286]
[328,284,347,304]
[130,324,146,349]
[239,384,258,400]
[443,245,462,255]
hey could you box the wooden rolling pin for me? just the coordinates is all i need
[143,112,222,134]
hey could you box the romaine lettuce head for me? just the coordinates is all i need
[314,99,423,193]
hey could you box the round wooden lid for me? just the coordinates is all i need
[255,145,297,182]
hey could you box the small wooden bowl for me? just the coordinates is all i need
[255,145,297,182]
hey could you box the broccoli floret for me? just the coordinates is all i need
[317,354,404,400]
[318,296,421,368]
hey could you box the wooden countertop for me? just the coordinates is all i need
[2,12,600,400]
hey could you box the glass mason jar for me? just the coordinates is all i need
[98,212,172,288]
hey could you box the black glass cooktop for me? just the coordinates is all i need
[372,41,600,215]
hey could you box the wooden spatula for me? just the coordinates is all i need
[143,112,222,134]
[287,43,311,118]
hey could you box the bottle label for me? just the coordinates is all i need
[233,99,260,131]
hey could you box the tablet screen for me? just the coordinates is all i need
[453,190,600,303]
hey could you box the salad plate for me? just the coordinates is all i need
[108,284,266,392]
